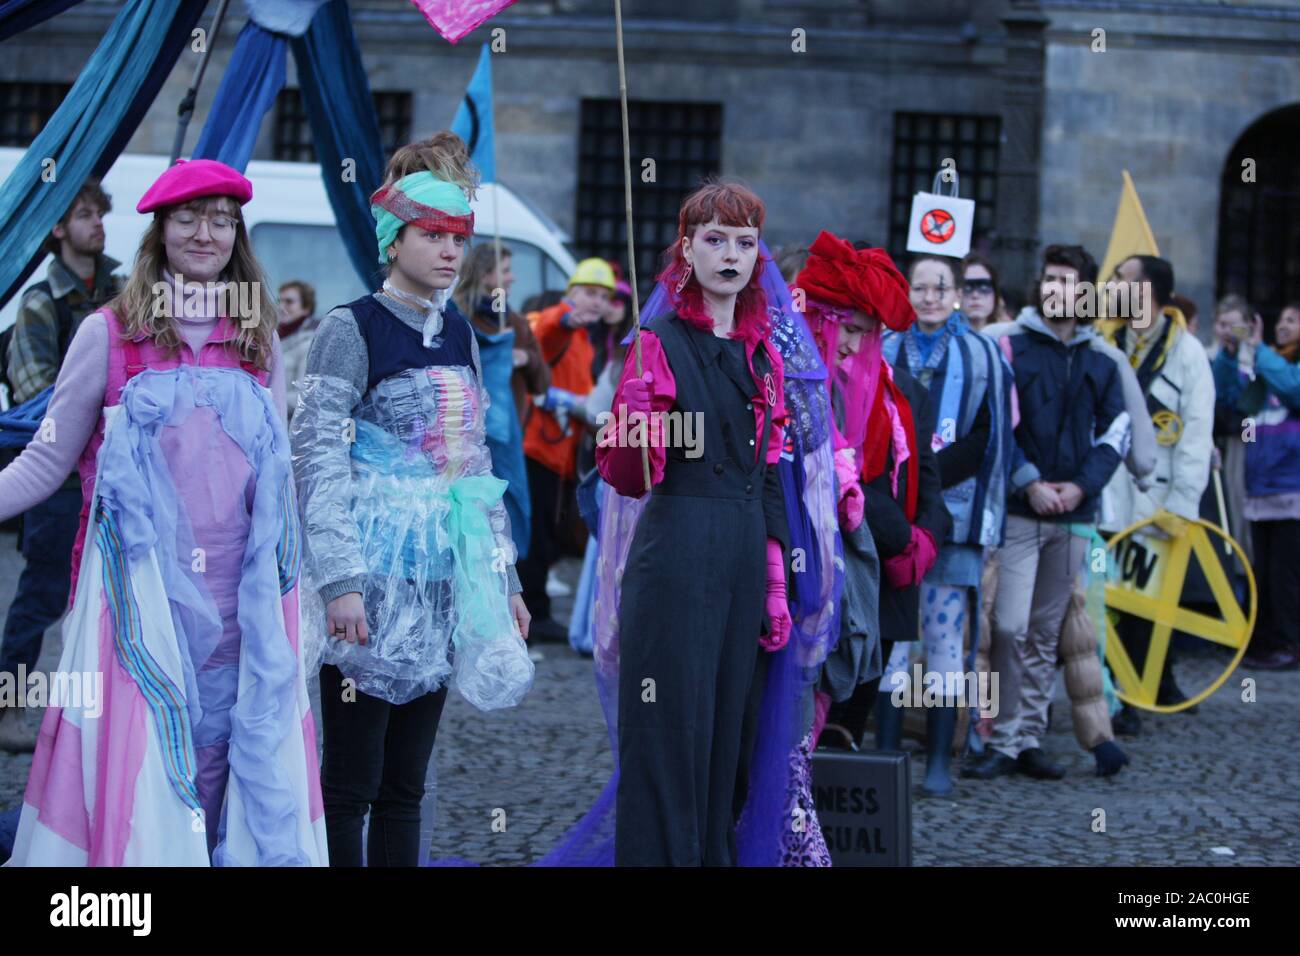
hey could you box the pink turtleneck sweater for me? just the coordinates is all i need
[0,291,286,523]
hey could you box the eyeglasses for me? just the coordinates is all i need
[962,279,995,295]
[910,283,950,301]
[168,212,238,238]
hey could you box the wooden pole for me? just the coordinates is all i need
[1213,465,1232,556]
[169,0,232,164]
[489,56,505,334]
[614,0,652,494]
[493,187,505,333]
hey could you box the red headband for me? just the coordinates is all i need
[369,183,475,237]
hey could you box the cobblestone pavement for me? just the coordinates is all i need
[4,540,1297,865]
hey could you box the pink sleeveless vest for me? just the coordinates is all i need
[68,308,269,597]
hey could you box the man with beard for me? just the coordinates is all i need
[962,244,1129,781]
[0,180,122,753]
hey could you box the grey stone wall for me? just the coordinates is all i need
[2,1,1017,261]
[1039,1,1300,322]
[8,0,1294,317]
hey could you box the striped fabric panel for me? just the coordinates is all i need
[276,477,301,595]
[95,506,201,814]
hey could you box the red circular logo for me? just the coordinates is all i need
[920,208,956,244]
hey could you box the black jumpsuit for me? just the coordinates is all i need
[614,311,789,866]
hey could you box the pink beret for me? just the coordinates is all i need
[136,159,253,214]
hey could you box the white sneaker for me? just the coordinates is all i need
[0,707,38,754]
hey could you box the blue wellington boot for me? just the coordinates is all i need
[922,705,958,796]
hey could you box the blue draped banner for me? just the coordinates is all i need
[192,21,289,172]
[0,0,207,308]
[291,0,386,291]
[0,0,84,42]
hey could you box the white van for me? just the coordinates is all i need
[0,148,577,337]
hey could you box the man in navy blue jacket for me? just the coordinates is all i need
[964,245,1130,780]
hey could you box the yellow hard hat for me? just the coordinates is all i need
[568,258,617,292]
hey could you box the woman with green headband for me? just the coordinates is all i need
[291,140,534,867]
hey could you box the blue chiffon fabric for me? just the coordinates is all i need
[96,366,309,865]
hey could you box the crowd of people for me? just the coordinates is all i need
[0,128,1296,867]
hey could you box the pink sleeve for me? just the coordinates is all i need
[0,313,108,523]
[595,331,676,498]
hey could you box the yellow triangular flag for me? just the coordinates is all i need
[1099,170,1160,285]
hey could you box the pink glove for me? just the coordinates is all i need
[598,371,655,455]
[882,526,939,589]
[834,448,864,531]
[760,537,791,652]
[620,371,654,418]
[913,526,938,579]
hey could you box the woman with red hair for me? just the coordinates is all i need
[596,182,791,866]
[798,232,951,755]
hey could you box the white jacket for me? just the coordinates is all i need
[1099,318,1215,531]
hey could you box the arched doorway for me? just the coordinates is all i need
[1217,104,1300,322]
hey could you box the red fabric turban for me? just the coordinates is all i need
[795,231,915,332]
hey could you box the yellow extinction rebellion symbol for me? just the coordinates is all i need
[1104,516,1256,712]
[1152,409,1183,446]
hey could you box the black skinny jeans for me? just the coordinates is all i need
[319,664,448,867]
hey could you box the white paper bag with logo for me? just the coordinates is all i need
[906,169,976,259]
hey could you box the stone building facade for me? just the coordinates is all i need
[2,0,1297,319]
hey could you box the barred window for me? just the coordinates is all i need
[373,91,413,160]
[1217,104,1300,321]
[889,112,1001,262]
[575,98,723,293]
[0,82,72,147]
[272,89,413,163]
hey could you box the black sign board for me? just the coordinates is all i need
[810,750,911,867]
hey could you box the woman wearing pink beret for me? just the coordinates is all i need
[0,159,327,866]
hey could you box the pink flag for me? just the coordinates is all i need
[408,0,518,44]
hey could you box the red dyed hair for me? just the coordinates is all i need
[656,181,771,342]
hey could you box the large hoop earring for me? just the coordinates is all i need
[675,263,693,296]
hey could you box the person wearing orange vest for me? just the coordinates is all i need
[518,258,615,641]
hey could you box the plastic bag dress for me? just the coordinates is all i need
[292,365,533,711]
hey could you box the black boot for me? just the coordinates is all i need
[1016,747,1065,780]
[960,750,1017,780]
[1112,703,1142,737]
[1156,672,1198,713]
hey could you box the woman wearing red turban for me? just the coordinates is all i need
[797,231,951,753]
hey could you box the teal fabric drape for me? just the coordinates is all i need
[0,0,207,307]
